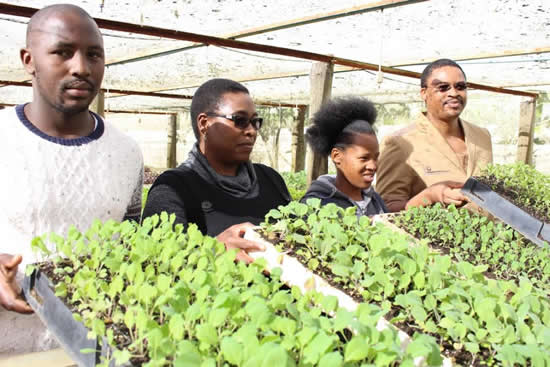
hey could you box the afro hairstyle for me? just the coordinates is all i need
[305,96,377,156]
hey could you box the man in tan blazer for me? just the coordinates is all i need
[376,59,493,212]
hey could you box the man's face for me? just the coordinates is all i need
[21,11,105,115]
[420,66,467,122]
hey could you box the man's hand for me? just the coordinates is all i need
[428,181,469,206]
[406,180,469,210]
[216,223,266,264]
[0,254,33,314]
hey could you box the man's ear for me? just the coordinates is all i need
[20,48,35,76]
[420,87,427,103]
[197,113,209,138]
[331,147,342,166]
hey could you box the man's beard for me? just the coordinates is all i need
[51,99,90,115]
[35,73,94,116]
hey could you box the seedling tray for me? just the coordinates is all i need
[244,228,452,367]
[22,269,124,367]
[461,177,550,248]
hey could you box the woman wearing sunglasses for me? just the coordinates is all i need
[301,96,387,217]
[143,78,290,262]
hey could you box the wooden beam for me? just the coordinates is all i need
[147,70,312,93]
[105,109,176,115]
[0,79,194,99]
[291,105,307,172]
[0,3,395,65]
[149,64,540,99]
[466,82,539,98]
[226,0,427,38]
[166,113,178,168]
[0,3,537,99]
[145,64,539,100]
[333,60,539,98]
[498,82,550,88]
[89,90,105,117]
[105,0,427,66]
[106,91,306,107]
[516,99,537,165]
[106,88,192,99]
[0,79,306,108]
[148,47,550,93]
[391,47,550,67]
[0,101,178,115]
[0,79,31,87]
[253,100,306,108]
[307,62,333,184]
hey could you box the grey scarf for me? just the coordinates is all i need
[182,143,260,198]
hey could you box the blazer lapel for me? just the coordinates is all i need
[417,113,463,172]
[462,119,478,177]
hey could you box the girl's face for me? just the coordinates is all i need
[332,133,379,190]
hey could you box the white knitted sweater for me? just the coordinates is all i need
[0,105,143,355]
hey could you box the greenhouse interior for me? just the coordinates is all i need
[0,0,549,366]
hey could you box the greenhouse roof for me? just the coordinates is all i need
[0,0,548,112]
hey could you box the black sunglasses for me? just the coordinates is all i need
[206,113,263,130]
[431,82,468,93]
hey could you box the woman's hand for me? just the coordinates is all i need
[216,223,266,263]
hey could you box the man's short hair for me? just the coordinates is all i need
[420,59,466,88]
[190,78,249,139]
[26,4,97,47]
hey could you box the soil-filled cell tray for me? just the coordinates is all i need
[22,269,120,367]
[244,228,453,367]
[461,177,550,248]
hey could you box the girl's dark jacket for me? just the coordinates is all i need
[300,174,388,217]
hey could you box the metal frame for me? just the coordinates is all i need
[0,2,538,101]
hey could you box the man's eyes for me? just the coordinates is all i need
[436,83,467,92]
[88,51,104,59]
[53,49,71,57]
[52,49,103,59]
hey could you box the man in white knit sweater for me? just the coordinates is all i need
[0,4,143,355]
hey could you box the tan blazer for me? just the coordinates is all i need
[376,112,493,212]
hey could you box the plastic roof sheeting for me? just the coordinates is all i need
[0,0,548,112]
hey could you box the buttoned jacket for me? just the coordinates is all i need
[375,112,493,211]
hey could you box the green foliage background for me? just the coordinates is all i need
[281,170,307,201]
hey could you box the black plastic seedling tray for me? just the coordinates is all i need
[461,177,550,248]
[22,269,123,367]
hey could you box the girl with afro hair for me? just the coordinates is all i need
[301,96,387,216]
